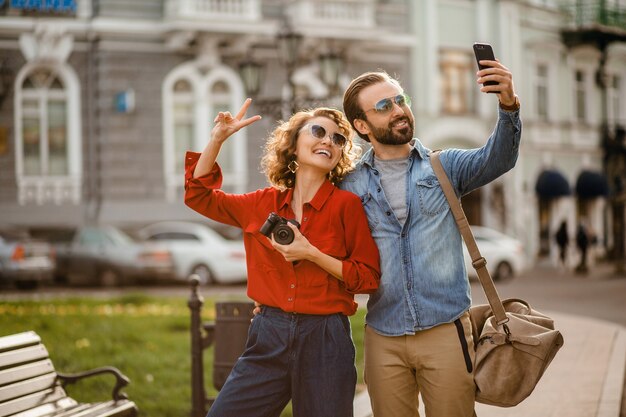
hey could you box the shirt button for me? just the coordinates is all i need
[374,171,379,176]
[377,187,381,192]
[303,217,308,221]
[386,211,392,216]
[288,297,293,302]
[401,233,406,237]
[290,284,295,289]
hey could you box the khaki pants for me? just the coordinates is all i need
[364,312,476,417]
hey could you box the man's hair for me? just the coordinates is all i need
[342,71,402,142]
[261,107,360,189]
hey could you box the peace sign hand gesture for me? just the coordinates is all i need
[211,98,262,144]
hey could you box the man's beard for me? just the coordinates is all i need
[367,116,414,145]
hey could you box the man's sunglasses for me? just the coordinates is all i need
[305,124,348,148]
[363,93,412,115]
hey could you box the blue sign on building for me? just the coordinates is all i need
[6,0,76,13]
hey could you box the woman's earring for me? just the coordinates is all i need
[287,160,299,174]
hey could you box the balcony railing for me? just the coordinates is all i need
[292,0,375,28]
[562,1,626,30]
[166,0,261,21]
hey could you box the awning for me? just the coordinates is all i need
[535,170,571,199]
[576,170,609,199]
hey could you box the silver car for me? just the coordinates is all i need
[463,226,527,281]
[137,221,247,285]
[0,230,54,290]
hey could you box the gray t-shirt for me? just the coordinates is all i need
[374,156,409,226]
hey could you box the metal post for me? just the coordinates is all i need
[189,276,212,417]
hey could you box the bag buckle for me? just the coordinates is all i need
[472,257,487,269]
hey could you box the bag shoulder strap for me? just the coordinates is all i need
[430,150,509,325]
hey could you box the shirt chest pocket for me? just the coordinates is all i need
[359,192,380,232]
[415,177,449,216]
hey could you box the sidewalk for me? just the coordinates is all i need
[354,265,626,417]
[353,312,626,417]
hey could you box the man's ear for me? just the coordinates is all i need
[353,118,370,137]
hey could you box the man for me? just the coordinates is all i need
[339,60,521,417]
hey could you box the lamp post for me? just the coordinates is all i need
[0,59,14,108]
[238,20,343,120]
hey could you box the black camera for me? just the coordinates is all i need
[259,212,301,245]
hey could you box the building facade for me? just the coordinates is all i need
[1,0,624,266]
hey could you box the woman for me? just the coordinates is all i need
[184,99,380,417]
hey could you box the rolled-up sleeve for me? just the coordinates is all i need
[340,194,381,294]
[184,151,253,228]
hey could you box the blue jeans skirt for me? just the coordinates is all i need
[206,306,357,417]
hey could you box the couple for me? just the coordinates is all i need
[184,59,521,417]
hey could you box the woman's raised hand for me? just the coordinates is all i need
[211,98,262,143]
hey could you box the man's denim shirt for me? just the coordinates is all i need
[340,108,522,336]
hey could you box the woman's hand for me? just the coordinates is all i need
[269,223,316,262]
[211,98,261,144]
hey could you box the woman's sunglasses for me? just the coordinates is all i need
[363,93,412,115]
[305,124,348,148]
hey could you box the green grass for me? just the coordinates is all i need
[0,294,366,417]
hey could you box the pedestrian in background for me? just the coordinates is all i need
[555,220,569,269]
[576,220,590,274]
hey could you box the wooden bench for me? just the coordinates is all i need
[0,331,137,417]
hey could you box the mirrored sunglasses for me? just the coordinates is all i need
[366,93,412,114]
[307,124,348,147]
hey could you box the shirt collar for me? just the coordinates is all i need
[277,179,336,212]
[361,138,430,168]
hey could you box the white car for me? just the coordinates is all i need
[462,226,527,281]
[137,221,247,284]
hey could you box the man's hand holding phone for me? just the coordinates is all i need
[473,42,518,109]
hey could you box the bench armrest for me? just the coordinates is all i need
[57,366,131,401]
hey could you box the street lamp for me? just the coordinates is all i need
[0,59,14,108]
[238,21,343,119]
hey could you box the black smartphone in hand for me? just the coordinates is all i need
[473,42,498,91]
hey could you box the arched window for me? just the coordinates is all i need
[173,79,195,177]
[15,64,82,205]
[163,64,247,201]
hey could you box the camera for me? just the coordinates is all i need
[259,212,301,245]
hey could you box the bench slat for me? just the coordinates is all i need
[10,398,78,417]
[0,386,66,417]
[59,400,137,417]
[0,333,41,354]
[0,373,59,402]
[0,359,56,387]
[0,345,49,369]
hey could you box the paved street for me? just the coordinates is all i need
[469,261,626,327]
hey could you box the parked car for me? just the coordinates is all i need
[137,221,247,284]
[462,226,527,281]
[37,226,175,287]
[0,229,55,290]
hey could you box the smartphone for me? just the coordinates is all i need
[473,42,498,90]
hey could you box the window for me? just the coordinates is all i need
[212,81,235,173]
[536,64,549,121]
[439,50,474,115]
[20,69,68,176]
[15,64,82,205]
[575,70,587,122]
[609,74,622,124]
[163,64,248,201]
[173,79,195,177]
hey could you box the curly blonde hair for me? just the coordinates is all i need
[261,107,360,189]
